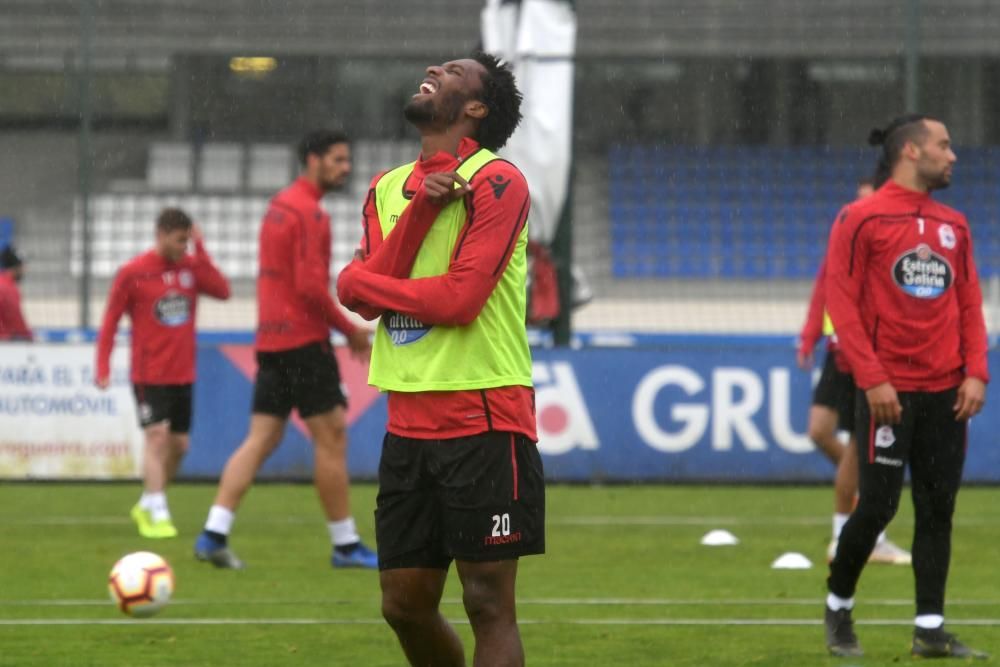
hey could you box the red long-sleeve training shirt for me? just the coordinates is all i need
[256,177,359,351]
[96,241,230,384]
[337,138,537,441]
[800,260,851,373]
[0,271,32,341]
[825,180,989,392]
[800,260,831,357]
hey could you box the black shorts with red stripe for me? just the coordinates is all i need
[375,431,545,570]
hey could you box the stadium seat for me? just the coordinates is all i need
[199,143,245,192]
[603,144,1000,279]
[147,142,194,191]
[248,144,293,193]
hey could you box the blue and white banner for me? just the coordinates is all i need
[3,340,999,482]
[0,344,142,479]
[532,346,846,481]
[532,345,1000,481]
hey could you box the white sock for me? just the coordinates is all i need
[876,530,887,544]
[328,517,360,547]
[826,593,854,611]
[915,614,944,629]
[833,513,849,540]
[140,492,170,522]
[205,505,235,536]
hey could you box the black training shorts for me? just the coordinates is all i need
[252,340,347,419]
[132,384,193,433]
[375,431,546,570]
[812,351,857,433]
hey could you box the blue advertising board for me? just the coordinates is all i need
[177,339,1000,483]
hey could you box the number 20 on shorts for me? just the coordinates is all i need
[491,513,511,537]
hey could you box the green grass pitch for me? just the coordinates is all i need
[1,482,998,666]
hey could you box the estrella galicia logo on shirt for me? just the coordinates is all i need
[892,243,952,299]
[383,311,431,346]
[154,292,192,327]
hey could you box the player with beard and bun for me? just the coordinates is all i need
[337,53,543,667]
[194,130,376,570]
[822,115,989,659]
[798,177,911,567]
[96,208,230,538]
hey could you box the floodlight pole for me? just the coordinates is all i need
[78,0,95,330]
[904,0,921,113]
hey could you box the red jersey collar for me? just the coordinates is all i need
[149,247,186,267]
[293,176,324,202]
[413,137,482,178]
[149,249,171,267]
[881,179,932,206]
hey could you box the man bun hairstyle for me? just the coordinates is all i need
[156,207,193,233]
[868,113,939,174]
[471,51,523,151]
[297,129,350,167]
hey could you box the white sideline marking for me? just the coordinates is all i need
[552,516,1000,527]
[550,516,827,527]
[0,517,132,525]
[0,515,828,527]
[3,597,1000,608]
[4,514,995,528]
[2,618,1000,627]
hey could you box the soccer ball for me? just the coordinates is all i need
[107,551,174,618]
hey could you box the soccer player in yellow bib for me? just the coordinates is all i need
[338,52,543,667]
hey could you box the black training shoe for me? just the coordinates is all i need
[825,606,863,657]
[912,626,989,659]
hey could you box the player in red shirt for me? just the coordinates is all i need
[194,130,375,570]
[798,178,909,566]
[337,53,542,667]
[823,115,989,659]
[0,246,32,341]
[96,208,230,539]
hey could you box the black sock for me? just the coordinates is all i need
[205,530,227,545]
[335,541,360,555]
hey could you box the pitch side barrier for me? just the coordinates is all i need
[2,332,999,482]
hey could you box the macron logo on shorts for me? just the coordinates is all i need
[875,455,904,467]
[484,532,523,546]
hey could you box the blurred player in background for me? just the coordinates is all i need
[823,115,989,659]
[0,245,32,341]
[194,129,375,570]
[96,208,230,538]
[798,177,910,566]
[337,53,543,667]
